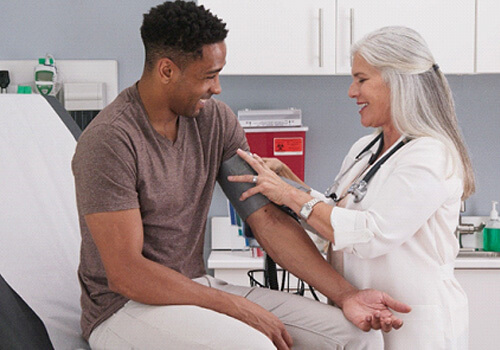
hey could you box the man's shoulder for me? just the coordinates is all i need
[94,86,140,123]
[80,86,142,138]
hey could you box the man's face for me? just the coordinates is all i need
[168,42,226,117]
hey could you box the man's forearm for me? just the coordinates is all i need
[85,210,264,322]
[104,252,291,347]
[246,203,356,307]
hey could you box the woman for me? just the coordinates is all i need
[229,26,473,349]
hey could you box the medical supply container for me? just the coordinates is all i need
[244,127,308,181]
[483,201,500,252]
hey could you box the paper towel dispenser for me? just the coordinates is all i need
[63,82,105,111]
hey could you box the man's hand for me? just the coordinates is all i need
[340,289,412,332]
[232,295,293,350]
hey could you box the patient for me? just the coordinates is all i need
[72,1,410,349]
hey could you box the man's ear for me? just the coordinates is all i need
[157,58,177,84]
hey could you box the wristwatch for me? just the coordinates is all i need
[299,198,321,220]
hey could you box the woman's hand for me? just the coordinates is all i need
[262,157,285,175]
[227,149,294,206]
[264,156,308,188]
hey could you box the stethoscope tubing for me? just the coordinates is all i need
[325,133,410,203]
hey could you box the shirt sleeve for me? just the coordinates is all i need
[215,100,249,162]
[72,124,139,215]
[330,138,463,258]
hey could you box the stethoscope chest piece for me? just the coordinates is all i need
[348,180,368,203]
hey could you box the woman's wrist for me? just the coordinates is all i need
[285,188,313,216]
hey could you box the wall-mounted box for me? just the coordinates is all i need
[63,82,105,111]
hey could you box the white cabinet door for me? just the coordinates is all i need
[198,0,336,75]
[476,0,500,72]
[336,0,476,74]
[455,269,500,349]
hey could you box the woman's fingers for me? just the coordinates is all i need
[239,187,261,201]
[230,149,289,205]
[252,152,266,165]
[236,149,266,172]
[262,157,283,174]
[236,148,257,166]
[228,174,257,184]
[226,175,262,200]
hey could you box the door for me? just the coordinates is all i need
[476,0,500,72]
[199,0,336,75]
[336,0,475,74]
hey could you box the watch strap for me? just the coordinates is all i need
[299,198,321,220]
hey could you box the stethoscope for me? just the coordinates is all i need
[325,133,410,203]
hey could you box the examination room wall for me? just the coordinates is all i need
[1,1,499,258]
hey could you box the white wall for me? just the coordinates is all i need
[1,1,499,252]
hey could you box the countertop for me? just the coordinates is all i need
[208,250,500,270]
[455,255,500,269]
[208,250,265,269]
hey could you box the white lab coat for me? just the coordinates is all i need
[310,134,468,349]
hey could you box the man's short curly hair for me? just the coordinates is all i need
[141,0,228,70]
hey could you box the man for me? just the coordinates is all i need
[72,1,410,349]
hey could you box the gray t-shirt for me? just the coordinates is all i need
[72,84,248,340]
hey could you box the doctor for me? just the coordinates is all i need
[229,26,474,349]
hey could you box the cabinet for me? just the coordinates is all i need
[336,0,476,74]
[200,0,476,74]
[476,0,500,72]
[199,0,336,75]
[209,250,500,347]
[455,268,500,349]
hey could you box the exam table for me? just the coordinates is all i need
[0,94,89,349]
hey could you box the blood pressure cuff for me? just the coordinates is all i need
[218,153,310,222]
[218,153,270,221]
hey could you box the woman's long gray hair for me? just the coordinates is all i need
[352,26,475,199]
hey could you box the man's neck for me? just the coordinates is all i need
[137,77,179,141]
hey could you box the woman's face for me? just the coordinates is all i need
[348,54,392,129]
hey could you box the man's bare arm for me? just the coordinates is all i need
[85,209,293,349]
[246,203,411,331]
[246,204,355,305]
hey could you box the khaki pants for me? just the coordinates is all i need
[89,275,383,350]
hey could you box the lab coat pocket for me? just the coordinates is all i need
[389,305,446,350]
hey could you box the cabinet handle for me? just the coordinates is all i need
[319,8,324,67]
